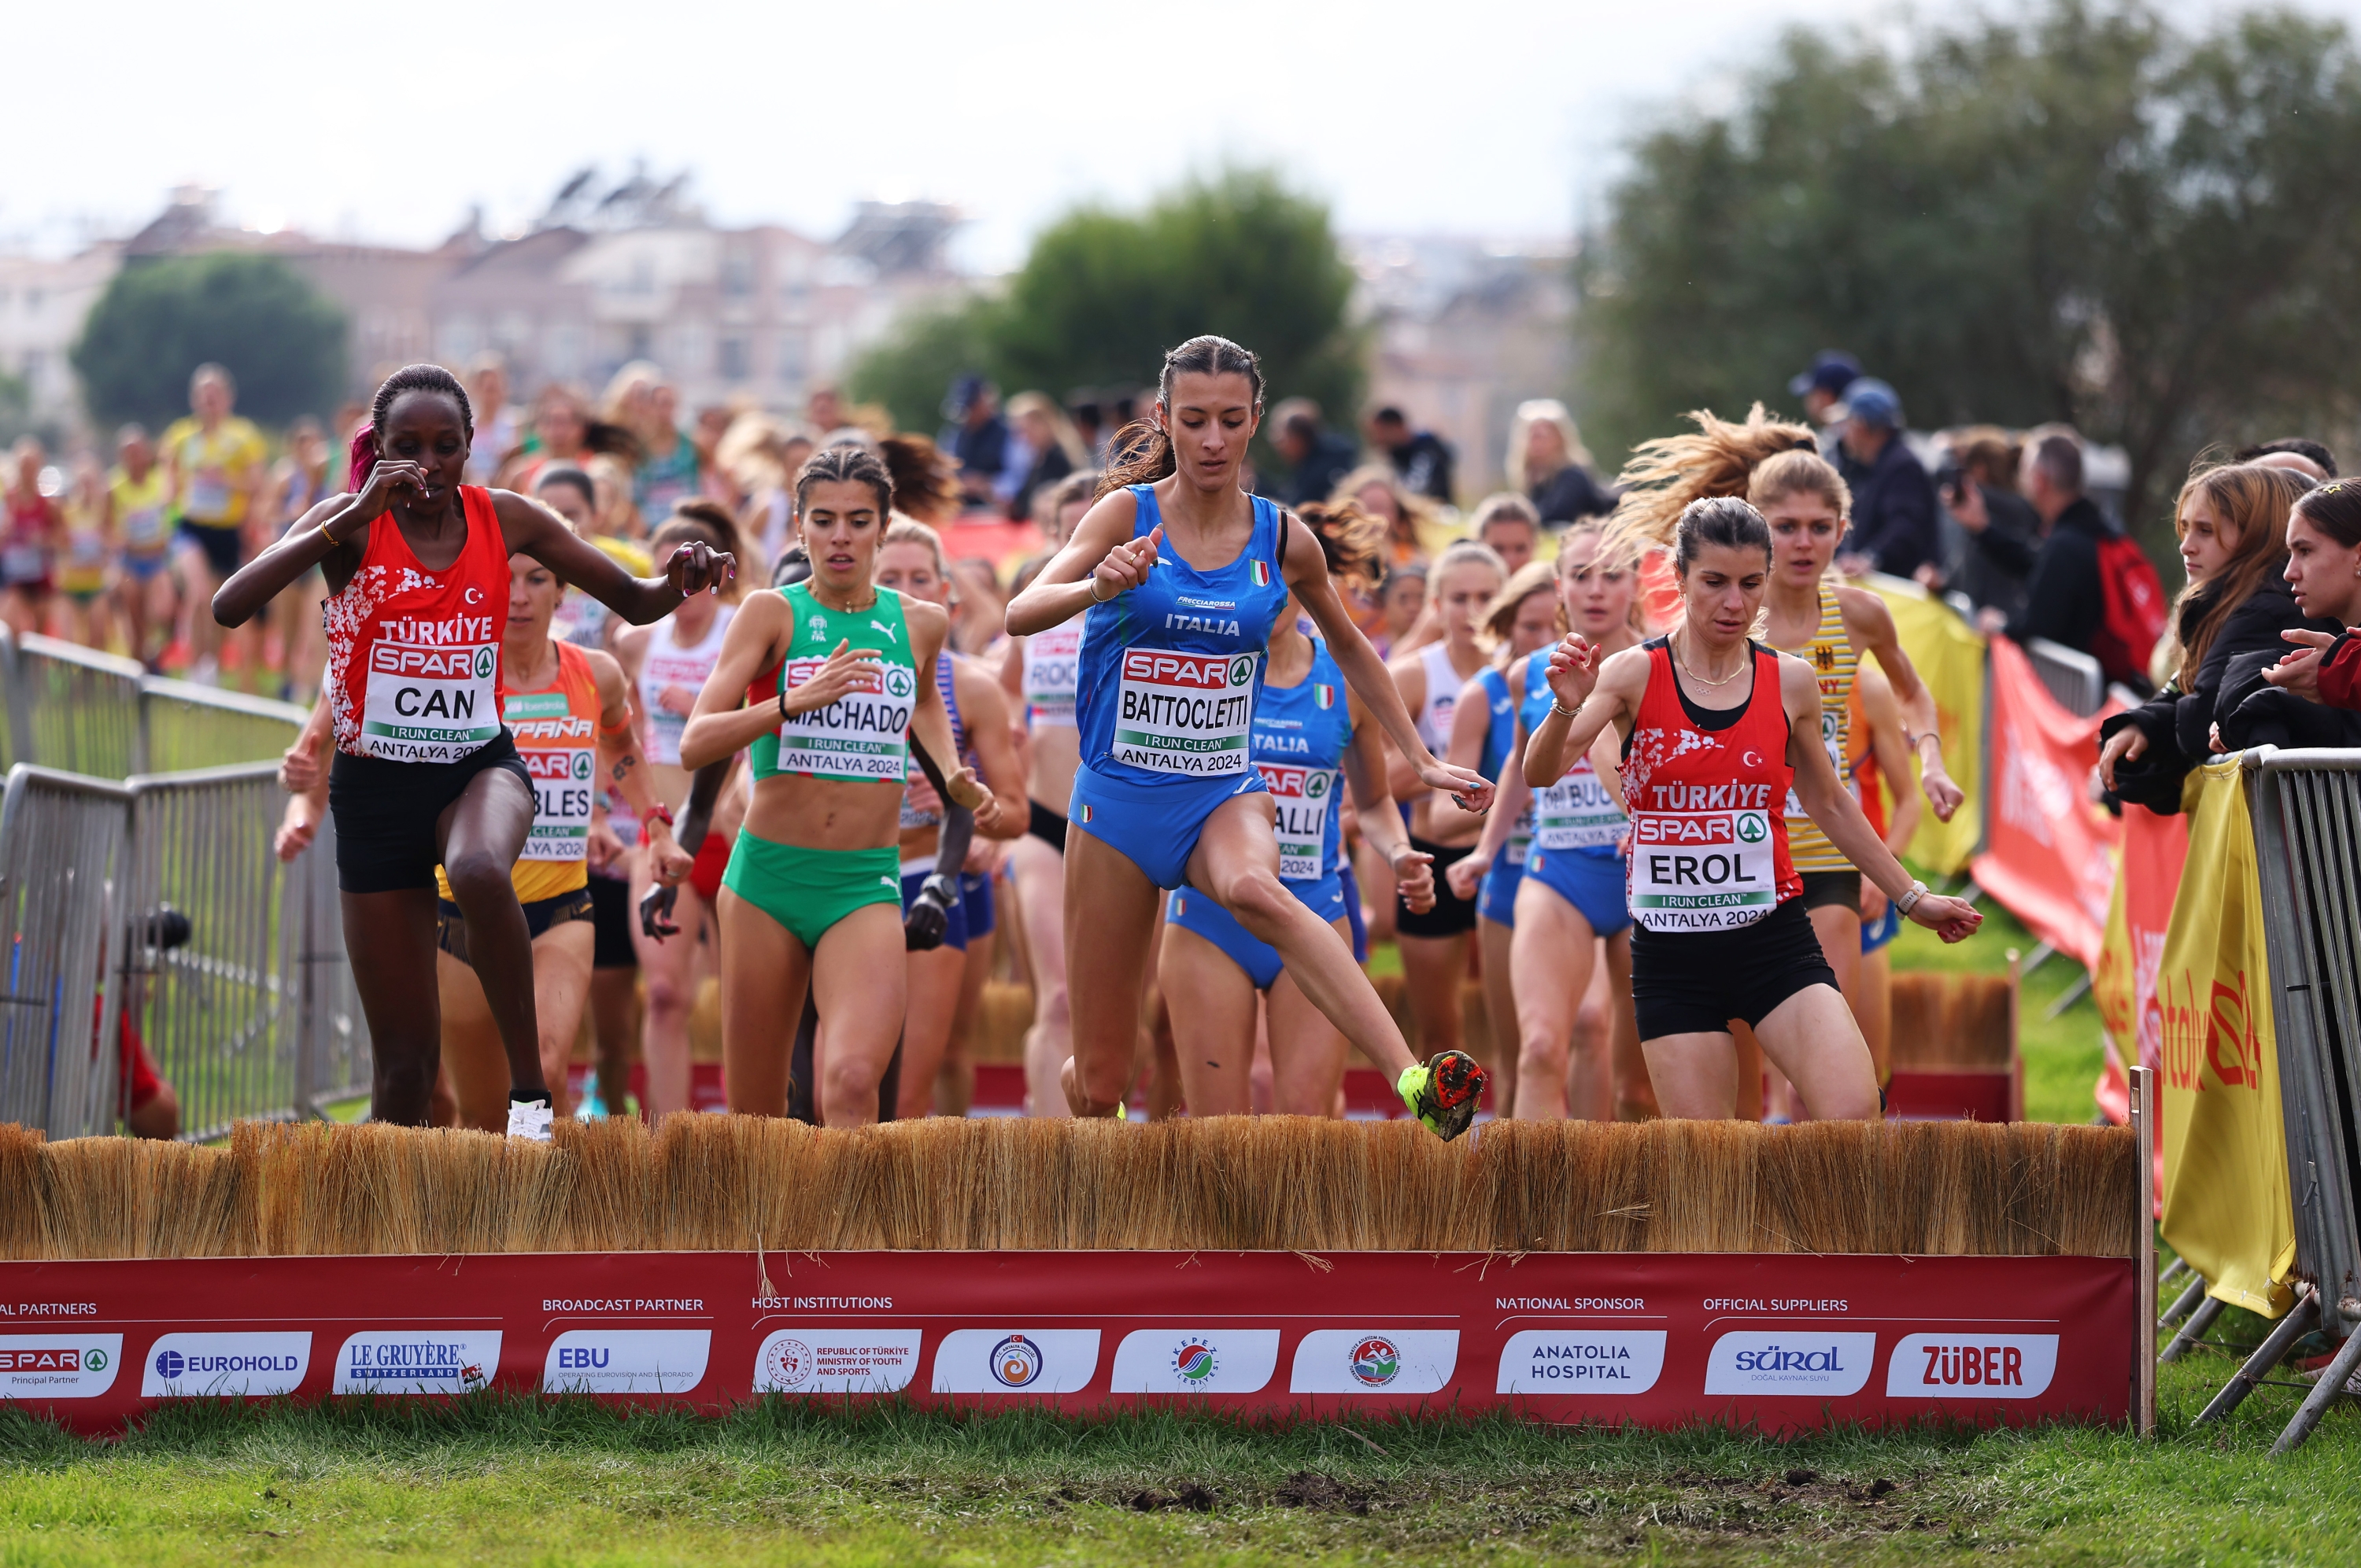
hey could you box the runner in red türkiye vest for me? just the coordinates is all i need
[1520,495,1980,1121]
[210,363,733,1135]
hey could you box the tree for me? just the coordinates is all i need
[1576,1,2361,537]
[852,168,1362,442]
[73,253,346,431]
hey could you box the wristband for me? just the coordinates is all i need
[1088,574,1114,604]
[1551,698,1583,719]
[316,521,342,551]
[645,802,674,828]
[1896,880,1929,917]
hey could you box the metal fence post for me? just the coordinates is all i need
[0,765,132,1138]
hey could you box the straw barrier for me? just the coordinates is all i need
[0,1116,2141,1433]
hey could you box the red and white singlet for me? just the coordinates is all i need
[323,485,512,762]
[1619,639,1801,932]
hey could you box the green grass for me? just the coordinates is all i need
[2,1355,2353,1566]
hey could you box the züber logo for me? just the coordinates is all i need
[1120,650,1251,689]
[1885,1334,2057,1399]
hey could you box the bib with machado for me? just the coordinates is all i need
[752,580,918,784]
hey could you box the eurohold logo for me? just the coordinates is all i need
[929,1328,1100,1394]
[0,1334,123,1398]
[1884,1334,2058,1399]
[142,1332,312,1397]
[1287,1330,1459,1395]
[1703,1332,1876,1396]
[1110,1330,1280,1393]
[333,1331,501,1395]
[1495,1330,1668,1396]
[540,1330,711,1395]
[753,1330,921,1394]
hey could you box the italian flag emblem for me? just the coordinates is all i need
[1250,560,1271,586]
[1314,684,1336,709]
[1077,804,1095,825]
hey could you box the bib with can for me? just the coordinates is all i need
[752,580,918,784]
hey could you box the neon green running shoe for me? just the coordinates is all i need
[1397,1050,1488,1141]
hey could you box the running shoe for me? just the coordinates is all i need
[506,1098,554,1142]
[1397,1050,1487,1141]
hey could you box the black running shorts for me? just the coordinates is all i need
[329,732,533,895]
[1395,835,1479,938]
[1629,897,1840,1040]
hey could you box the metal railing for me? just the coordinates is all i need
[1,632,309,777]
[0,767,131,1138]
[2026,636,2106,718]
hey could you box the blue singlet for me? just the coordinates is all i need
[1473,663,1532,926]
[1516,647,1632,936]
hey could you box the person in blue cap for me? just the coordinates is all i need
[1833,378,1938,579]
[1787,351,1862,430]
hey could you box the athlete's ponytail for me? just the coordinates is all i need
[1097,334,1264,498]
[1292,500,1385,589]
[1603,404,1812,570]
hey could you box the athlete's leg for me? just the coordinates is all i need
[1060,825,1162,1115]
[1141,910,1182,1121]
[940,924,995,1116]
[1751,984,1881,1121]
[716,886,808,1116]
[1192,795,1418,1081]
[1856,946,1893,1087]
[434,948,508,1132]
[1509,879,1597,1120]
[1476,916,1519,1116]
[435,768,547,1103]
[1162,921,1261,1116]
[1265,916,1356,1116]
[809,904,911,1127]
[631,854,708,1118]
[1395,931,1465,1057]
[530,921,595,1119]
[896,943,966,1120]
[1568,943,1613,1120]
[589,968,641,1115]
[1011,833,1072,1117]
[1641,1030,1744,1120]
[341,887,442,1124]
[1808,905,1863,1003]
[1603,933,1653,1120]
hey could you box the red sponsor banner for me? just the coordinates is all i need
[0,1251,2130,1435]
[1971,638,2125,969]
[2093,803,2190,1137]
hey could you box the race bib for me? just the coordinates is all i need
[1783,710,1845,817]
[2,545,46,583]
[66,530,106,570]
[552,592,611,651]
[1628,808,1777,930]
[1114,649,1257,775]
[121,505,166,550]
[1507,804,1534,862]
[1257,762,1338,882]
[188,470,231,519]
[1024,623,1084,727]
[778,659,914,780]
[1534,764,1624,851]
[900,758,940,831]
[506,692,596,861]
[360,641,501,762]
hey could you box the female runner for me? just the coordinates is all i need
[997,470,1098,1114]
[1526,497,1979,1120]
[612,502,744,1117]
[1441,559,1561,1112]
[1159,500,1435,1115]
[1458,525,1645,1118]
[1384,540,1506,1066]
[1845,661,1923,1087]
[212,363,731,1129]
[678,445,983,1123]
[434,536,689,1128]
[874,518,1025,1116]
[1003,335,1494,1136]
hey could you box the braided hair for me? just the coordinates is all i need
[347,364,475,492]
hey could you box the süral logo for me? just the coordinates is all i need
[142,1332,312,1397]
[1110,1329,1279,1393]
[1885,1334,2058,1400]
[990,1334,1043,1388]
[1702,1332,1876,1396]
[334,1331,501,1395]
[540,1330,711,1395]
[0,1334,124,1398]
[1287,1330,1459,1395]
[930,1328,1100,1394]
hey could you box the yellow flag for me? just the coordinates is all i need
[2156,761,2295,1316]
[1858,574,1986,873]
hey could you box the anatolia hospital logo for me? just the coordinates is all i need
[1349,1337,1401,1388]
[991,1334,1044,1389]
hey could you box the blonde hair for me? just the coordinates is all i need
[1480,559,1562,656]
[1005,391,1090,469]
[1506,399,1595,490]
[1603,404,1815,569]
[881,515,952,586]
[1332,463,1436,546]
[1431,539,1508,598]
[1746,448,1852,519]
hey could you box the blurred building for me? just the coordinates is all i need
[1346,234,1579,502]
[0,244,125,429]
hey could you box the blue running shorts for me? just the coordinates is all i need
[1069,762,1268,891]
[1521,846,1633,938]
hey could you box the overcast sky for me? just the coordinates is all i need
[10,0,2356,267]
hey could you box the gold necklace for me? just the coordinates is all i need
[1672,629,1748,688]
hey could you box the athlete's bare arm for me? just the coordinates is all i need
[492,490,733,624]
[1524,637,1648,788]
[950,659,1027,839]
[903,598,985,810]
[1779,655,1979,942]
[678,591,800,770]
[1284,513,1492,812]
[1343,686,1433,911]
[1003,489,1146,636]
[1836,584,1962,821]
[589,647,690,883]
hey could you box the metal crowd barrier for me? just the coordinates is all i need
[2026,636,2106,718]
[2241,747,2361,1452]
[0,768,131,1138]
[2,632,308,776]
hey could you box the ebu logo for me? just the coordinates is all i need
[1884,1334,2058,1399]
[1702,1332,1877,1396]
[539,1331,711,1395]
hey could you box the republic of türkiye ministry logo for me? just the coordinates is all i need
[990,1334,1043,1388]
[763,1337,813,1389]
[1349,1337,1400,1387]
[1172,1341,1217,1384]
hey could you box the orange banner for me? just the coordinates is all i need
[2093,803,2190,1126]
[1970,638,2123,970]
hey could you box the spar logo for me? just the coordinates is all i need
[990,1334,1043,1388]
[882,664,917,700]
[1735,812,1766,843]
[1350,1337,1400,1388]
[1885,1334,2058,1399]
[1173,1342,1217,1383]
[1120,649,1254,689]
[1256,763,1329,799]
[0,1334,124,1397]
[764,1338,813,1389]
